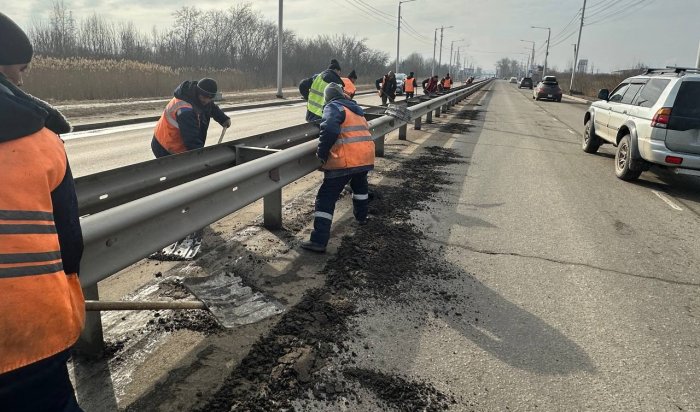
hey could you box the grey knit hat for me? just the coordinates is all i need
[0,13,33,65]
[324,82,345,103]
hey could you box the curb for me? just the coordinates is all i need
[71,90,377,132]
[563,94,594,104]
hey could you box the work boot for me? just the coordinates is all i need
[357,217,369,226]
[301,240,326,253]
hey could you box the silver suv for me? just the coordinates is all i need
[582,67,700,180]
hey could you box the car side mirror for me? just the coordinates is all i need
[597,89,609,101]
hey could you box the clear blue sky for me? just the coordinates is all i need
[6,0,700,72]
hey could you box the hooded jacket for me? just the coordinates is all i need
[151,80,230,157]
[317,95,374,178]
[299,69,343,122]
[0,73,84,373]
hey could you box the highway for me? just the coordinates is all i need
[64,94,379,177]
[71,81,700,411]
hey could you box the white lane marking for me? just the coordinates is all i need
[651,190,683,211]
[568,129,575,135]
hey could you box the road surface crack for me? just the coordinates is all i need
[428,237,700,288]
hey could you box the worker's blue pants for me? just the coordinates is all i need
[310,172,369,246]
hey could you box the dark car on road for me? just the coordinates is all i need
[519,77,533,89]
[533,76,562,101]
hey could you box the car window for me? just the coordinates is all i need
[609,83,630,103]
[636,79,671,108]
[673,81,700,119]
[621,83,644,104]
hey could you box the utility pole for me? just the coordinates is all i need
[396,0,417,74]
[437,26,453,75]
[276,0,283,98]
[432,28,438,76]
[448,38,464,76]
[696,39,700,68]
[521,39,535,77]
[570,0,587,94]
[532,26,551,77]
[571,43,577,73]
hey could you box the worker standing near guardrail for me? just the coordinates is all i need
[341,69,358,99]
[375,71,397,105]
[404,71,418,98]
[299,59,344,123]
[0,12,85,411]
[301,82,375,253]
[441,73,453,90]
[151,78,231,158]
[422,75,439,94]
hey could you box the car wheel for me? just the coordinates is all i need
[582,118,601,154]
[614,134,642,181]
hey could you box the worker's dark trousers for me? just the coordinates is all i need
[310,171,369,246]
[405,92,414,98]
[380,94,395,105]
[0,350,83,412]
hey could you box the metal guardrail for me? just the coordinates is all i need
[74,79,492,355]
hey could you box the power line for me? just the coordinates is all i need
[585,0,655,25]
[356,0,395,20]
[351,0,395,25]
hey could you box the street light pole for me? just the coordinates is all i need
[396,0,417,74]
[570,0,587,94]
[432,28,438,76]
[696,39,700,69]
[276,0,283,98]
[532,26,551,77]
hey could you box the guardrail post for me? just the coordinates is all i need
[74,284,105,358]
[375,135,385,157]
[426,109,433,124]
[264,189,283,229]
[435,106,441,118]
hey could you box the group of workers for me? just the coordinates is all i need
[0,6,465,407]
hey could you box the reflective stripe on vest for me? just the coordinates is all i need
[0,128,85,374]
[404,77,415,92]
[342,77,356,97]
[154,97,194,154]
[307,75,329,117]
[323,106,375,170]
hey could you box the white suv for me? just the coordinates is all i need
[582,67,700,180]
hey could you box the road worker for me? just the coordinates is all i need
[299,59,344,123]
[404,71,418,98]
[422,75,439,94]
[441,73,453,90]
[0,12,85,411]
[375,71,397,105]
[151,78,231,158]
[341,69,358,99]
[301,82,375,253]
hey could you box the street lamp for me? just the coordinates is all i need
[531,26,551,77]
[396,0,417,74]
[520,39,535,77]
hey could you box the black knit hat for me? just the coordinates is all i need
[196,78,217,98]
[348,69,357,80]
[328,59,341,71]
[0,13,33,65]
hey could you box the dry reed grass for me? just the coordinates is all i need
[22,56,262,101]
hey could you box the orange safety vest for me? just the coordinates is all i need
[323,107,375,170]
[153,97,194,154]
[0,128,85,374]
[404,77,415,93]
[442,78,452,88]
[341,77,356,98]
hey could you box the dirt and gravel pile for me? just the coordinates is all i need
[197,146,468,411]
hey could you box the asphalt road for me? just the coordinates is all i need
[63,94,379,177]
[378,79,700,410]
[70,80,700,411]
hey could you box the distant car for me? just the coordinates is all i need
[509,77,518,84]
[582,67,700,181]
[519,77,533,89]
[533,77,562,101]
[395,73,407,95]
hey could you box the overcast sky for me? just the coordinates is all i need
[6,0,700,73]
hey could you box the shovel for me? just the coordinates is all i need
[217,126,229,144]
[84,272,285,328]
